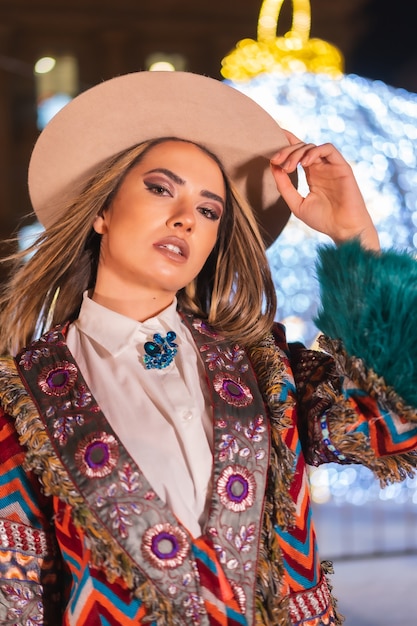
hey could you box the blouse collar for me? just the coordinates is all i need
[72,292,181,357]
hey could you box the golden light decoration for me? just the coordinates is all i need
[221,0,344,81]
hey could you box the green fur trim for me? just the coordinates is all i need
[315,240,417,408]
[0,358,177,625]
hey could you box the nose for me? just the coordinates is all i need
[166,202,195,233]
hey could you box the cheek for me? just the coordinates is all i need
[208,224,221,252]
[198,231,219,265]
[103,214,140,247]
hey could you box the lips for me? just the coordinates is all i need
[154,236,189,261]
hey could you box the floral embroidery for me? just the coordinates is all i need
[218,416,267,462]
[182,572,194,587]
[19,347,50,370]
[243,415,265,442]
[37,361,78,396]
[95,468,143,540]
[183,593,205,625]
[204,348,229,371]
[202,344,248,374]
[72,384,95,409]
[192,319,222,339]
[38,328,65,345]
[142,523,189,569]
[213,373,253,407]
[214,524,257,572]
[219,433,240,461]
[109,502,143,539]
[75,432,119,478]
[53,414,85,445]
[226,524,256,553]
[119,463,141,493]
[217,465,256,512]
[1,582,43,625]
[223,345,246,367]
[46,383,97,445]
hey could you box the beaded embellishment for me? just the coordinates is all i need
[143,331,178,369]
[320,413,347,461]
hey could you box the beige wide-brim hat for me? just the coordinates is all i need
[28,71,293,244]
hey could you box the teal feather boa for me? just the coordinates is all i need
[315,239,417,408]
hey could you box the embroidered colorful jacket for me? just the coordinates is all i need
[0,241,416,626]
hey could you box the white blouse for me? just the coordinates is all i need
[66,294,213,537]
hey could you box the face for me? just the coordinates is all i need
[92,140,226,320]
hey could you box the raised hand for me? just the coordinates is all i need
[270,130,380,250]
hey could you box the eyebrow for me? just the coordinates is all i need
[145,168,225,208]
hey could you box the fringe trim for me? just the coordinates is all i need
[248,333,297,626]
[317,336,417,486]
[320,561,344,625]
[0,358,178,626]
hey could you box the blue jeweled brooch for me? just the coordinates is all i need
[143,331,178,370]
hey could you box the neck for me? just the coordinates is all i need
[91,290,175,322]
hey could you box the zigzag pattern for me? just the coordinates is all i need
[344,391,417,455]
[0,410,49,528]
[56,506,251,625]
[275,424,321,593]
[62,574,147,624]
[0,410,63,621]
[53,500,148,624]
[192,537,248,626]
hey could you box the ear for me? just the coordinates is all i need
[93,213,108,235]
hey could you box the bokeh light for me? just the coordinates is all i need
[34,56,56,74]
[228,72,417,346]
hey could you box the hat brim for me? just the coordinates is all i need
[28,71,292,243]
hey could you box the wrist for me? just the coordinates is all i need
[333,225,380,252]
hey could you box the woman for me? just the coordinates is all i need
[0,71,416,625]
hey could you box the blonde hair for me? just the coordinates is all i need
[0,138,277,354]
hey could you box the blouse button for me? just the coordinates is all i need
[182,410,193,422]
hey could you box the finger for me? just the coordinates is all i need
[271,142,317,171]
[298,142,349,167]
[270,163,303,214]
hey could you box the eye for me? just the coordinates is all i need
[144,181,171,196]
[198,207,221,221]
